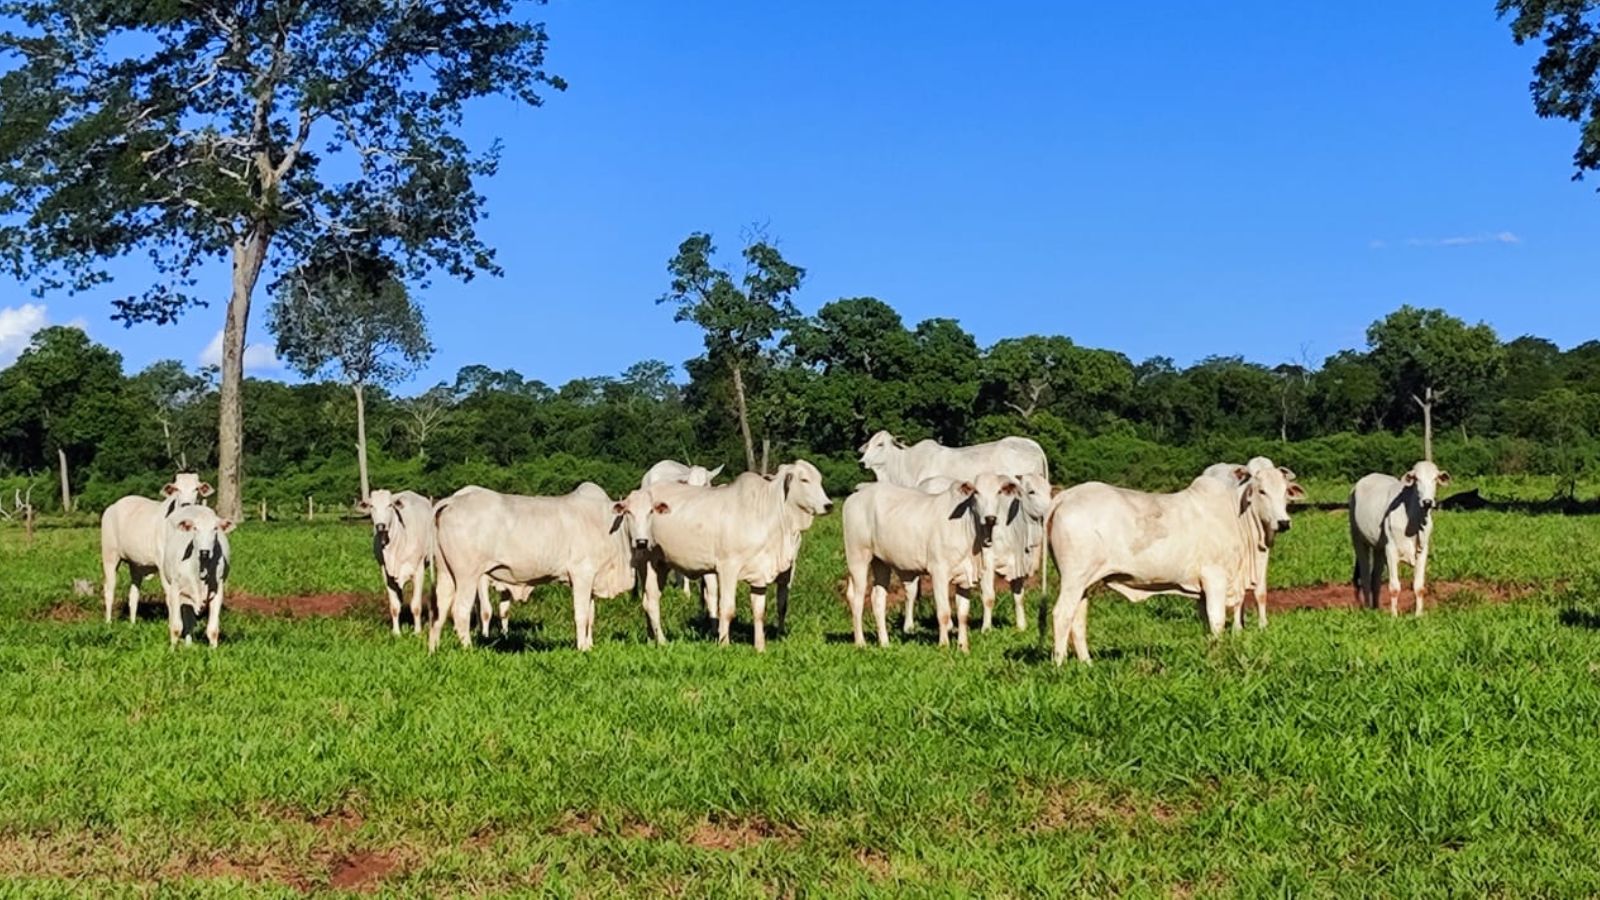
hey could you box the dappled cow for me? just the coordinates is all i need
[903,472,1051,634]
[641,459,724,489]
[1350,461,1450,616]
[358,489,433,636]
[429,484,663,651]
[158,504,234,647]
[99,473,213,623]
[1046,472,1256,665]
[1202,457,1305,630]
[858,430,1048,488]
[844,474,1017,652]
[641,460,832,651]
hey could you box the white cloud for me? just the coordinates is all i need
[199,329,280,372]
[0,304,86,368]
[1371,232,1521,250]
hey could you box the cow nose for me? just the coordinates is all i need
[822,501,834,514]
[983,515,997,526]
[634,539,650,550]
[1277,520,1292,533]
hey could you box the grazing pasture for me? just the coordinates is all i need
[3,504,1600,895]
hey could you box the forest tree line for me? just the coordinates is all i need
[0,294,1595,515]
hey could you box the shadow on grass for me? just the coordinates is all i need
[1558,608,1600,630]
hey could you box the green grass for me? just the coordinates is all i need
[3,507,1600,896]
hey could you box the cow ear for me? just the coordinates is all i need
[958,481,976,496]
[356,499,371,512]
[1278,466,1296,481]
[1000,481,1017,495]
[1437,470,1451,485]
[1286,483,1306,500]
[653,501,671,515]
[218,518,235,533]
[1232,466,1250,486]
[1239,483,1257,515]
[782,472,794,497]
[612,501,627,515]
[162,483,179,496]
[198,482,214,497]
[1402,471,1418,485]
[177,519,195,532]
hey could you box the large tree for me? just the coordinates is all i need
[1366,306,1505,461]
[659,230,804,473]
[267,253,432,500]
[0,327,127,511]
[1500,1,1600,180]
[0,0,562,518]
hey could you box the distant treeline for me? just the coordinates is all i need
[0,300,1595,512]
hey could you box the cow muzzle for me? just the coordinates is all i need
[1276,519,1292,533]
[633,539,650,551]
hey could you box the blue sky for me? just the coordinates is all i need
[3,1,1597,386]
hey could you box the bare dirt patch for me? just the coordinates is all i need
[1261,580,1531,613]
[328,849,402,893]
[41,601,90,622]
[855,847,893,881]
[228,592,378,618]
[683,815,796,852]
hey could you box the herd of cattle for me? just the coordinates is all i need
[96,431,1451,665]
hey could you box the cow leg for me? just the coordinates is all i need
[165,586,183,648]
[902,575,920,635]
[954,584,972,653]
[1051,582,1088,665]
[1384,542,1402,617]
[449,573,475,649]
[1011,578,1027,633]
[477,580,493,638]
[699,575,716,622]
[870,560,891,648]
[642,561,667,646]
[775,567,792,634]
[1255,580,1268,630]
[716,572,737,646]
[206,588,223,648]
[410,573,426,636]
[1412,541,1429,617]
[750,585,768,652]
[931,571,952,649]
[102,556,119,623]
[1230,595,1243,634]
[385,576,403,636]
[571,572,594,651]
[1199,567,1227,638]
[127,565,154,624]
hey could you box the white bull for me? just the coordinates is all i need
[858,430,1048,487]
[1201,457,1305,630]
[158,504,234,647]
[641,459,724,489]
[843,474,1017,652]
[99,473,213,623]
[903,472,1051,633]
[1350,460,1450,616]
[429,484,663,652]
[358,489,433,636]
[1046,472,1257,665]
[641,460,832,651]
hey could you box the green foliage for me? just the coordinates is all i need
[1500,0,1600,179]
[1366,305,1505,429]
[267,252,434,389]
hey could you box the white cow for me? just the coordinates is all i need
[640,459,724,604]
[481,577,533,637]
[1046,472,1257,665]
[843,474,1017,652]
[158,504,234,647]
[99,473,213,623]
[641,460,833,651]
[1350,460,1450,616]
[1202,457,1305,631]
[429,484,662,652]
[858,430,1048,487]
[641,460,724,489]
[358,489,434,636]
[902,472,1051,633]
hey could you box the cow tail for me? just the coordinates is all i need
[431,499,457,629]
[1038,491,1064,642]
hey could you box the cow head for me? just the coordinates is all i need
[1402,460,1451,511]
[612,489,669,552]
[777,459,833,516]
[162,472,213,506]
[175,508,234,579]
[1015,473,1052,523]
[857,430,905,473]
[359,489,402,555]
[952,474,1017,548]
[1245,457,1305,534]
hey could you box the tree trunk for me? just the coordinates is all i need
[56,447,70,513]
[1412,386,1443,462]
[217,227,271,522]
[760,435,770,477]
[354,382,371,501]
[730,362,757,473]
